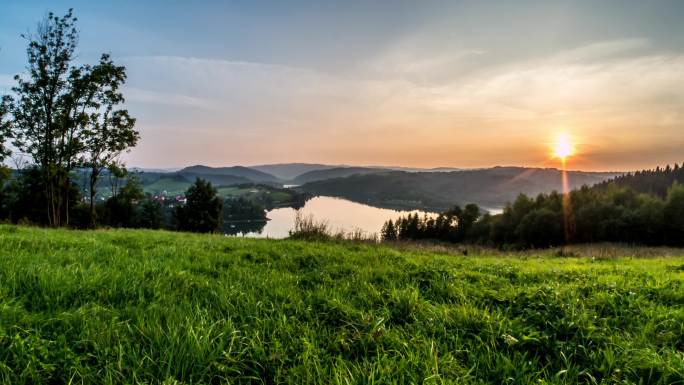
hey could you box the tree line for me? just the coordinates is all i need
[382,166,684,248]
[594,163,684,198]
[0,165,229,233]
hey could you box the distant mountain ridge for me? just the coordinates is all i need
[124,163,625,210]
[130,163,472,182]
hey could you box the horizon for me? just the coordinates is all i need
[129,162,630,175]
[2,1,684,172]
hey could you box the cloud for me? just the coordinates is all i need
[426,50,684,124]
[119,40,684,169]
[124,87,223,110]
[366,47,485,79]
[549,38,650,63]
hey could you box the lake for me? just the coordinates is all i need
[225,196,437,238]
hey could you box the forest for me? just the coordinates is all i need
[383,164,684,247]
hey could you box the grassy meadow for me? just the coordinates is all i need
[0,225,683,384]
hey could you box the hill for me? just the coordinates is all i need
[249,163,341,181]
[370,166,464,173]
[141,173,193,196]
[179,165,280,183]
[135,171,250,196]
[294,166,389,184]
[299,167,621,211]
[594,163,684,197]
[0,225,682,383]
[248,164,464,181]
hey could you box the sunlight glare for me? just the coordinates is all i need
[553,133,574,160]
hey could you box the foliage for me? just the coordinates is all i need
[288,212,334,240]
[78,54,139,226]
[389,204,480,243]
[0,167,81,225]
[223,197,266,221]
[174,178,223,233]
[380,219,398,241]
[664,183,684,246]
[0,96,12,162]
[595,162,684,198]
[107,162,128,197]
[103,177,145,228]
[4,9,138,226]
[0,225,683,384]
[135,198,165,229]
[289,212,377,242]
[384,170,684,248]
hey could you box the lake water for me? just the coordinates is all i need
[225,196,437,238]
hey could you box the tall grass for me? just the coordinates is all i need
[0,224,683,384]
[288,212,377,242]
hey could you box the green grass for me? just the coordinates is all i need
[0,225,683,384]
[143,178,192,196]
[216,187,249,196]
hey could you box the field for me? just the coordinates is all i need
[143,177,193,196]
[0,225,683,384]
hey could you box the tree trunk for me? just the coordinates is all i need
[89,169,99,228]
[64,175,70,226]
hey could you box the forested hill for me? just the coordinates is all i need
[293,167,388,184]
[298,167,620,211]
[249,163,340,181]
[179,165,279,183]
[594,163,684,197]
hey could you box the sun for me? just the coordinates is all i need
[553,133,574,160]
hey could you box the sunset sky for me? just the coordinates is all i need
[1,0,683,171]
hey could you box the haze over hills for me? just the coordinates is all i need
[293,167,389,184]
[122,163,622,211]
[249,163,341,181]
[295,167,622,211]
[179,165,279,183]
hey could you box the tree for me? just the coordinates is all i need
[515,208,563,248]
[79,54,138,227]
[3,166,81,225]
[104,176,144,228]
[0,95,12,163]
[9,10,81,226]
[224,197,266,221]
[664,183,684,246]
[107,162,127,197]
[0,97,11,217]
[174,178,223,233]
[8,9,137,227]
[457,203,480,241]
[135,198,164,229]
[381,219,398,241]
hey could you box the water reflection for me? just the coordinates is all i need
[227,196,437,238]
[223,220,268,236]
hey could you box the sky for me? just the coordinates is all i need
[1,0,683,171]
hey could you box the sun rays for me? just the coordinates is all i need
[553,133,575,164]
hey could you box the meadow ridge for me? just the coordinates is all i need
[0,225,683,384]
